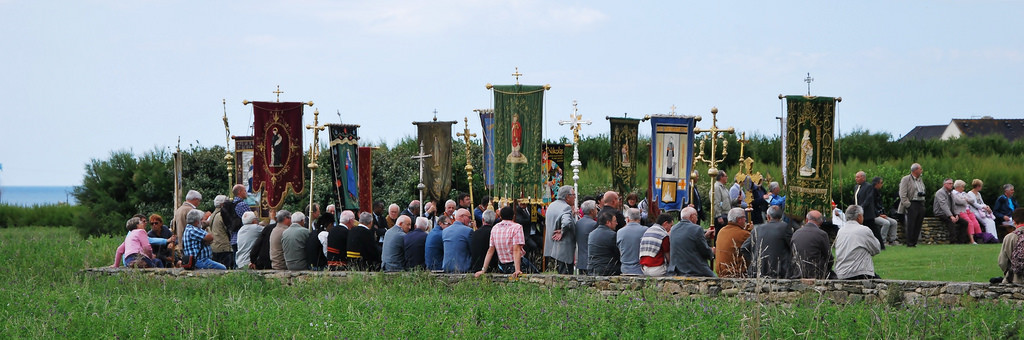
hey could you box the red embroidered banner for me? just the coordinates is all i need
[358,146,373,212]
[252,102,305,209]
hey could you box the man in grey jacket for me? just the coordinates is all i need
[711,170,731,229]
[667,207,716,277]
[934,178,969,244]
[740,205,794,279]
[616,208,648,275]
[381,215,411,272]
[548,186,576,274]
[574,200,599,275]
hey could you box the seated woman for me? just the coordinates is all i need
[966,179,999,242]
[111,216,169,268]
[952,180,981,244]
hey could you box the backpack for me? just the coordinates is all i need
[220,200,243,233]
[1010,228,1024,276]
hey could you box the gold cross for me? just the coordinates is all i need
[693,107,735,176]
[736,132,750,160]
[512,67,522,85]
[305,109,327,163]
[670,104,677,115]
[558,100,591,144]
[274,85,284,102]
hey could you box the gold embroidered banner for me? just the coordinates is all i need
[784,95,837,217]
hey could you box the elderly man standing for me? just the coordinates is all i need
[854,171,883,250]
[588,210,622,276]
[548,186,577,274]
[281,212,310,271]
[616,208,648,275]
[668,207,716,277]
[173,190,202,251]
[269,210,291,270]
[740,205,793,279]
[715,208,751,278]
[711,170,731,229]
[934,178,969,244]
[442,209,474,273]
[381,215,412,272]
[791,210,833,279]
[574,200,599,275]
[182,209,226,270]
[639,214,674,276]
[834,205,882,280]
[899,163,926,247]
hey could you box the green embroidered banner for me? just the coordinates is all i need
[328,124,360,211]
[609,117,641,195]
[492,85,545,202]
[784,95,837,218]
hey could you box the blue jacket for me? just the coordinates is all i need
[442,222,473,273]
[424,225,444,271]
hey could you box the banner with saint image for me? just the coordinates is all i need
[478,109,495,189]
[414,121,456,205]
[252,101,305,209]
[328,124,360,211]
[649,115,696,212]
[783,95,837,218]
[609,117,641,195]
[233,136,261,215]
[491,85,545,201]
[541,143,567,203]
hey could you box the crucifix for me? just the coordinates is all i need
[694,107,735,224]
[804,73,814,96]
[274,85,284,102]
[558,100,591,211]
[410,142,433,218]
[512,67,522,85]
[456,117,477,224]
[305,109,327,227]
[222,99,234,191]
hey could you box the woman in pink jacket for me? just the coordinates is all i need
[111,216,170,268]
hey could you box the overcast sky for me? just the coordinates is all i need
[1,1,1021,186]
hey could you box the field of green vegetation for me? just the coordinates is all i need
[2,227,1022,338]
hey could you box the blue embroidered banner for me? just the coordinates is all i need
[649,115,697,212]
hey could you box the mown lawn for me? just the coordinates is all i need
[0,227,1022,338]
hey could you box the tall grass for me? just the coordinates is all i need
[0,204,82,228]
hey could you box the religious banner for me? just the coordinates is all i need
[328,124,360,211]
[783,95,837,218]
[609,117,641,195]
[649,115,697,212]
[233,136,261,213]
[491,85,545,202]
[541,143,567,203]
[252,101,305,209]
[358,146,373,212]
[414,120,456,204]
[478,109,496,189]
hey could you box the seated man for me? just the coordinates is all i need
[381,215,412,272]
[587,210,622,276]
[441,209,474,273]
[281,212,310,271]
[998,208,1024,284]
[182,209,226,270]
[714,208,751,278]
[404,216,430,270]
[469,210,498,273]
[639,214,674,276]
[834,205,882,280]
[791,210,833,279]
[616,208,648,275]
[668,207,716,277]
[740,205,793,279]
[934,178,970,244]
[474,206,526,278]
[994,184,1018,227]
[347,212,382,271]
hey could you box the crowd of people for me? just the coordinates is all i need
[108,167,1024,284]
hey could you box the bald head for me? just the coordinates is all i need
[805,210,824,226]
[396,215,412,232]
[602,191,620,209]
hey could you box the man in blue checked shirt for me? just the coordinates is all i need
[183,209,226,270]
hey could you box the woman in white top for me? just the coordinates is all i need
[952,180,981,244]
[966,179,998,241]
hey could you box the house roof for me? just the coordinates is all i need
[951,118,1024,141]
[899,125,946,142]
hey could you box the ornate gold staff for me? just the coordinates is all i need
[693,107,735,225]
[222,99,235,192]
[456,117,477,227]
[557,100,591,212]
[306,109,326,229]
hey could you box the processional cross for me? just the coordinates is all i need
[274,85,284,102]
[558,100,591,211]
[512,67,522,85]
[693,107,735,225]
[410,142,433,218]
[804,73,814,96]
[305,109,327,227]
[456,117,477,224]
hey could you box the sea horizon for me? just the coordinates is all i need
[0,186,78,206]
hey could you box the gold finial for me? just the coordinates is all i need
[274,85,283,102]
[456,116,478,218]
[512,67,522,85]
[558,100,591,145]
[670,104,677,115]
[433,109,438,122]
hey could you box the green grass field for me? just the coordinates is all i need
[1,227,1021,338]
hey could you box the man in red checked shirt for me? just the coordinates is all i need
[475,205,525,279]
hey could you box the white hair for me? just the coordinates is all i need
[482,210,496,225]
[680,207,698,220]
[242,211,258,224]
[185,190,202,201]
[415,216,431,230]
[845,205,864,221]
[727,208,746,223]
[581,200,598,215]
[625,208,641,222]
[339,210,355,224]
[214,194,228,208]
[291,212,306,224]
[186,209,204,225]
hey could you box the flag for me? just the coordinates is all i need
[783,95,837,218]
[478,109,495,189]
[328,124,360,211]
[358,146,373,212]
[649,115,697,212]
[252,101,305,209]
[233,136,261,214]
[609,117,641,195]
[414,121,456,204]
[491,85,545,201]
[541,143,567,203]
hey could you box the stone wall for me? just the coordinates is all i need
[81,268,1024,307]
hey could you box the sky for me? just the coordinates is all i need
[1,0,1022,186]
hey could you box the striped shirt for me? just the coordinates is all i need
[639,225,669,267]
